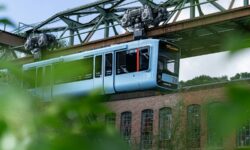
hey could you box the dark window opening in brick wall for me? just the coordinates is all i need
[120,111,132,144]
[141,109,154,149]
[159,107,172,149]
[207,102,223,147]
[187,104,201,148]
[237,120,250,147]
[105,113,116,127]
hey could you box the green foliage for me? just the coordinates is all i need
[0,60,128,150]
[230,72,250,80]
[203,31,250,149]
[204,84,250,139]
[0,4,14,27]
[180,72,250,87]
[0,18,14,27]
[223,31,250,54]
[180,75,229,87]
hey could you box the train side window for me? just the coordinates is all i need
[23,68,36,89]
[54,57,93,84]
[36,67,43,87]
[44,66,52,86]
[116,50,136,75]
[116,48,149,75]
[105,53,112,76]
[83,57,93,80]
[140,49,149,71]
[95,55,102,78]
[0,69,9,83]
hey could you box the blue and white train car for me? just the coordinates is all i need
[22,39,180,99]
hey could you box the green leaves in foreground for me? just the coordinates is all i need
[205,84,250,139]
[223,31,250,54]
[0,85,128,150]
[0,4,15,27]
[0,61,128,150]
[27,94,128,150]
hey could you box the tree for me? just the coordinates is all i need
[180,75,229,87]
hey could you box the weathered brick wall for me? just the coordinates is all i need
[105,86,234,149]
[107,93,180,139]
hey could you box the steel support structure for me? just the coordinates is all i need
[14,5,250,65]
[7,0,248,59]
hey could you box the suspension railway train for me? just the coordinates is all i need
[1,39,180,99]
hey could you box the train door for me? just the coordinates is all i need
[93,55,104,93]
[36,65,53,100]
[103,53,115,94]
[43,65,53,100]
[114,49,141,92]
[35,67,43,97]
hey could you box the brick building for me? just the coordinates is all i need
[105,82,249,149]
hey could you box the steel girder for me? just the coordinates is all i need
[14,5,250,65]
[9,0,250,60]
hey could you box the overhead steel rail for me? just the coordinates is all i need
[14,5,250,65]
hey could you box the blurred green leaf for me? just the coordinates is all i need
[0,120,7,138]
[205,84,250,139]
[223,32,250,54]
[0,18,15,27]
[0,60,128,150]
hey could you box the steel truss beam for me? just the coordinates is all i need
[19,0,233,44]
[15,5,250,65]
[7,0,249,60]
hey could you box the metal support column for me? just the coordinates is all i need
[111,21,118,35]
[195,0,204,16]
[173,0,187,22]
[104,21,109,38]
[244,0,249,6]
[69,29,74,46]
[190,0,195,18]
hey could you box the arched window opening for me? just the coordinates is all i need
[237,120,250,147]
[159,107,172,149]
[120,111,132,144]
[187,104,201,148]
[141,109,154,149]
[105,113,116,127]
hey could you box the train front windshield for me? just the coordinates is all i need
[157,41,180,90]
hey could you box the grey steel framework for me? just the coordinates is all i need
[1,0,250,60]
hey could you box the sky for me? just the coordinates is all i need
[0,0,250,81]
